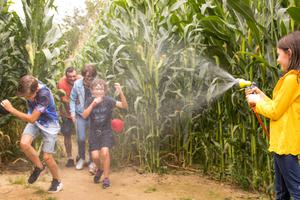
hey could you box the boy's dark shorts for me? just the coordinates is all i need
[61,118,73,137]
[89,130,115,151]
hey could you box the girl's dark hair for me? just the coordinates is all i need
[81,64,97,77]
[91,78,108,93]
[17,75,38,96]
[277,31,300,71]
[65,66,75,76]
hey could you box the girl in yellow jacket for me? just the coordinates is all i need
[247,31,300,199]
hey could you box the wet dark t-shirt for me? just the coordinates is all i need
[85,96,116,136]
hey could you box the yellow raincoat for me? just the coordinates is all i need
[255,70,300,155]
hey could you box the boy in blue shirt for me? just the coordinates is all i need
[1,75,63,193]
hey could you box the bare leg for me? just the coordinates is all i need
[91,150,101,169]
[20,135,43,169]
[43,153,60,180]
[100,147,110,178]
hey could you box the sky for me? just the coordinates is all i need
[9,0,86,24]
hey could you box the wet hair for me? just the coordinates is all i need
[65,66,75,76]
[277,31,300,71]
[81,64,97,78]
[17,75,38,96]
[91,78,108,94]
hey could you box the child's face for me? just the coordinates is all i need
[91,84,105,98]
[24,91,37,101]
[277,48,291,72]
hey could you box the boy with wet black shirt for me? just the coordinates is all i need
[83,79,128,188]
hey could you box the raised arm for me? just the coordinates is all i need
[114,83,128,109]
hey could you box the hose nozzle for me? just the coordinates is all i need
[236,78,252,88]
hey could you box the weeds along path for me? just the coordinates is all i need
[0,135,268,200]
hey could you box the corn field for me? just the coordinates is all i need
[1,0,300,194]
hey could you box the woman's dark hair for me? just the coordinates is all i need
[81,64,97,78]
[65,66,75,76]
[277,31,300,71]
[16,75,38,97]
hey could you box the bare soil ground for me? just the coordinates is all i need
[0,135,269,200]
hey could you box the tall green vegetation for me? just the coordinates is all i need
[22,0,63,80]
[0,0,63,165]
[60,0,100,58]
[0,0,29,165]
[72,0,300,193]
[1,0,300,195]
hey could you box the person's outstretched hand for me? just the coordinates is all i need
[0,99,14,113]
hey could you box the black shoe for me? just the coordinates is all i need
[28,165,45,184]
[65,159,75,167]
[93,169,103,183]
[48,179,63,193]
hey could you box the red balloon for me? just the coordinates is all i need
[111,118,124,133]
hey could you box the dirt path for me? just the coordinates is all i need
[0,135,269,200]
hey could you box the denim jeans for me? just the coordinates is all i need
[274,153,300,200]
[76,115,88,160]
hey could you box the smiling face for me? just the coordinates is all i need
[83,72,95,88]
[66,70,77,86]
[277,48,291,73]
[81,64,97,88]
[277,31,300,72]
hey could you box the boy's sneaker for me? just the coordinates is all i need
[28,165,45,184]
[88,162,96,175]
[102,177,110,189]
[76,158,85,170]
[65,159,75,167]
[93,169,103,183]
[48,179,63,193]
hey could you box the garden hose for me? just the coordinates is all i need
[251,107,270,140]
[238,79,270,139]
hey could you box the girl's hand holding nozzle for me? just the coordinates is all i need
[246,94,261,107]
[245,86,262,95]
[245,85,265,107]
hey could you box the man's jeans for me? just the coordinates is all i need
[76,115,88,160]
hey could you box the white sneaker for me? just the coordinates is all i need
[88,162,96,175]
[76,158,85,170]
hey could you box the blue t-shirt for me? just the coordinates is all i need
[27,83,58,126]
